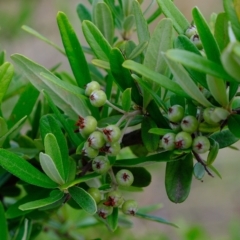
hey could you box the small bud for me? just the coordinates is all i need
[161,133,176,150]
[90,90,107,107]
[87,131,105,149]
[181,115,199,133]
[76,116,97,138]
[102,125,121,143]
[175,131,193,149]
[122,200,138,215]
[192,136,210,154]
[82,142,99,158]
[97,201,113,219]
[116,169,134,187]
[87,187,101,204]
[104,190,123,207]
[185,25,198,38]
[85,81,101,96]
[92,156,110,174]
[168,105,184,123]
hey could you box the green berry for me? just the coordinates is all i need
[175,131,193,149]
[122,200,138,215]
[90,90,107,107]
[168,105,184,123]
[116,169,134,187]
[87,131,105,149]
[104,190,123,207]
[181,115,198,133]
[185,25,197,38]
[190,34,202,50]
[192,136,210,154]
[101,142,121,156]
[82,142,99,158]
[77,116,97,138]
[97,201,113,219]
[87,187,101,204]
[102,125,121,143]
[85,81,101,96]
[203,108,219,125]
[161,133,176,150]
[92,156,110,174]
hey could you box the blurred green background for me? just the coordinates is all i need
[1,1,240,239]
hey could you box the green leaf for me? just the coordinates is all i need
[19,190,64,211]
[77,4,92,22]
[128,41,148,60]
[68,186,97,214]
[57,12,91,87]
[110,49,142,105]
[0,117,8,147]
[149,128,174,136]
[143,18,173,108]
[208,164,222,179]
[214,13,229,52]
[141,116,159,152]
[13,218,31,240]
[135,212,178,228]
[0,149,58,188]
[123,15,135,32]
[165,49,235,82]
[147,7,162,24]
[133,0,150,44]
[43,92,82,147]
[223,0,240,41]
[156,0,189,34]
[207,138,219,165]
[107,207,118,232]
[192,7,221,64]
[193,162,205,180]
[22,25,65,55]
[39,152,65,185]
[210,129,239,148]
[228,114,240,138]
[165,153,193,203]
[94,3,114,45]
[206,75,228,107]
[8,83,39,128]
[11,54,90,120]
[137,203,163,214]
[91,59,110,70]
[115,150,173,166]
[122,60,188,98]
[162,54,213,107]
[122,88,132,111]
[0,62,14,105]
[113,167,151,187]
[0,202,8,240]
[82,20,112,61]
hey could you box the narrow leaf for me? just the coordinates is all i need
[77,4,92,22]
[0,149,58,188]
[57,12,91,87]
[107,207,118,232]
[0,202,8,240]
[165,153,193,203]
[92,59,110,70]
[122,88,132,111]
[156,0,189,34]
[68,186,97,214]
[0,62,14,105]
[128,41,148,60]
[228,114,240,138]
[13,218,31,240]
[19,190,64,211]
[149,128,174,136]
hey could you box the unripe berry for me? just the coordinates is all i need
[203,107,219,125]
[82,142,99,158]
[168,105,184,123]
[122,200,138,215]
[87,187,101,204]
[85,81,101,96]
[76,116,97,138]
[116,169,134,187]
[100,142,121,156]
[181,115,198,133]
[90,90,107,107]
[161,133,176,150]
[175,131,193,149]
[87,131,105,149]
[102,125,121,143]
[185,25,198,38]
[97,201,113,219]
[104,190,123,207]
[190,34,202,50]
[192,136,210,154]
[92,156,110,174]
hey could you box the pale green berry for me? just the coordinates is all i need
[90,90,107,107]
[82,142,99,158]
[87,187,101,204]
[104,190,123,207]
[97,201,113,219]
[85,81,101,96]
[122,200,138,215]
[161,133,176,150]
[168,105,184,123]
[116,169,134,187]
[203,108,219,125]
[192,136,210,154]
[102,142,121,156]
[181,116,198,133]
[87,131,105,149]
[190,34,202,50]
[175,131,193,149]
[102,125,121,143]
[185,25,197,38]
[77,116,97,138]
[92,156,110,174]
